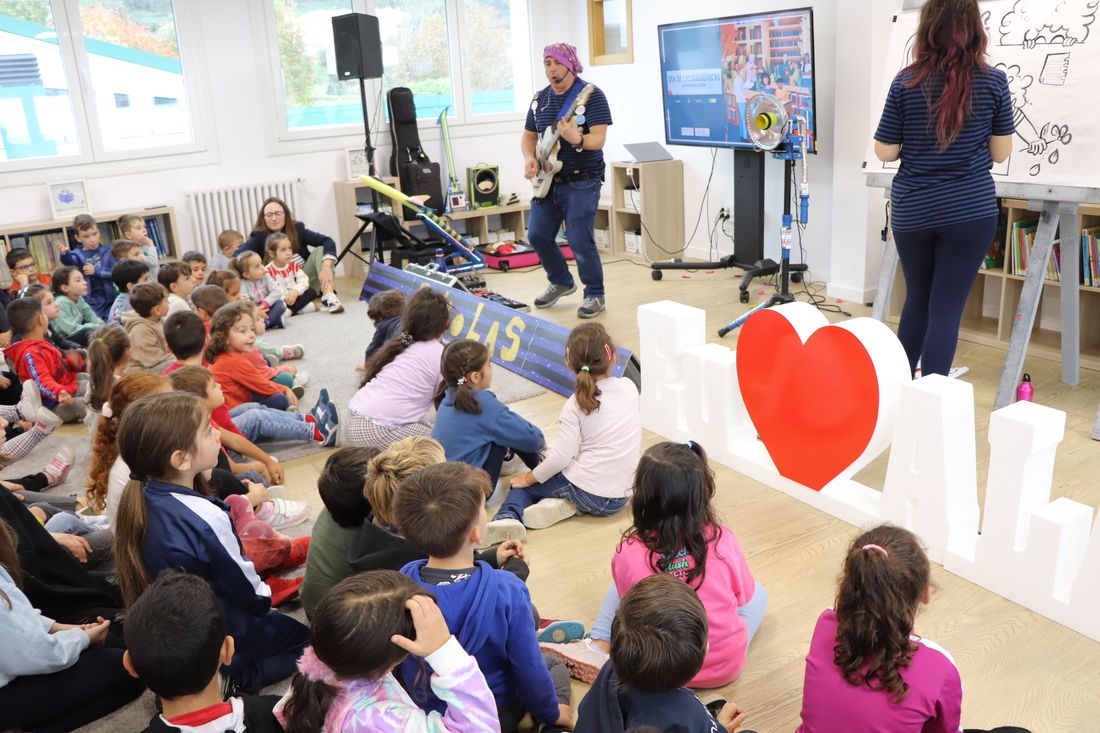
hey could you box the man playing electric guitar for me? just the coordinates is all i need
[522,42,612,319]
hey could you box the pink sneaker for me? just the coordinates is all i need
[43,445,76,487]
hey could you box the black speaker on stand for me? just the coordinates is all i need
[331,13,387,270]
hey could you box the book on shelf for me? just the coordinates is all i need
[146,216,168,257]
[1009,218,1061,281]
[1083,225,1100,287]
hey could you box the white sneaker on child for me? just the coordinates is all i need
[293,370,310,388]
[255,498,310,530]
[484,517,526,547]
[43,444,76,486]
[19,380,41,422]
[35,407,63,433]
[321,293,344,314]
[294,302,317,315]
[521,498,576,529]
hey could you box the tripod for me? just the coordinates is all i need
[334,77,382,268]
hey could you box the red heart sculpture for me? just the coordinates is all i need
[736,308,880,490]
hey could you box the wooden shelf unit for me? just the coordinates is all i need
[885,198,1100,370]
[0,206,180,287]
[609,160,684,262]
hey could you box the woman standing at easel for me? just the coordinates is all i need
[874,0,1015,377]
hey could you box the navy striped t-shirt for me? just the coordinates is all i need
[875,66,1015,232]
[525,77,612,181]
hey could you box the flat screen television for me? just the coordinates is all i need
[658,8,817,152]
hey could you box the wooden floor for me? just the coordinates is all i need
[284,261,1100,732]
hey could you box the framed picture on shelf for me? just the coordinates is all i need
[346,147,372,179]
[47,181,90,219]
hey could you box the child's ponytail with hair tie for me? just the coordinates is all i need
[297,646,335,682]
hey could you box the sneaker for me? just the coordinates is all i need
[279,313,288,329]
[307,412,338,447]
[309,389,330,423]
[291,385,306,399]
[260,498,310,531]
[274,536,310,572]
[265,576,303,607]
[533,283,576,309]
[485,517,526,546]
[18,380,41,422]
[500,451,527,476]
[577,296,605,319]
[321,292,344,314]
[294,301,317,315]
[293,370,310,388]
[42,444,76,486]
[522,498,576,529]
[537,620,586,644]
[281,344,305,360]
[539,638,609,684]
[34,406,63,434]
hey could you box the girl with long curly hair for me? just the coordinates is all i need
[873,0,1015,378]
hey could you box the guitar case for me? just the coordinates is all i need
[387,87,444,220]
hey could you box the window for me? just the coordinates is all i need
[265,0,533,139]
[588,0,633,66]
[0,0,207,169]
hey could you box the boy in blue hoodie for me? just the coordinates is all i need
[61,214,116,320]
[395,461,572,732]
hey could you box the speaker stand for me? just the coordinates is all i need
[335,77,383,268]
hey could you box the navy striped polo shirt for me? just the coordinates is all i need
[525,77,612,181]
[875,65,1015,232]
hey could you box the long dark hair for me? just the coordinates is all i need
[0,520,20,608]
[434,339,488,414]
[904,0,988,149]
[566,323,616,415]
[253,196,300,252]
[282,572,432,733]
[833,525,930,702]
[360,288,450,387]
[86,324,130,411]
[623,441,718,587]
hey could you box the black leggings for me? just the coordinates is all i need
[0,643,144,733]
[893,215,998,377]
[289,286,319,314]
[482,443,541,487]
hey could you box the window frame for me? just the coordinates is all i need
[254,0,540,152]
[587,0,633,66]
[0,0,218,182]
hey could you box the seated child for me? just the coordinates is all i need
[157,261,195,316]
[191,283,228,331]
[208,301,299,411]
[488,323,641,543]
[108,258,151,325]
[212,230,243,271]
[432,339,544,487]
[6,248,50,297]
[364,289,404,365]
[118,213,160,270]
[575,575,750,733]
[113,391,310,693]
[396,462,571,732]
[300,447,378,618]
[107,239,142,274]
[276,571,498,733]
[6,297,88,423]
[124,570,284,733]
[0,520,144,733]
[234,252,286,329]
[181,251,208,288]
[51,265,104,346]
[24,284,87,371]
[60,214,114,320]
[122,282,173,374]
[265,232,317,316]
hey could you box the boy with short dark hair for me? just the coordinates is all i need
[395,461,573,732]
[6,297,88,422]
[50,265,103,346]
[190,284,229,331]
[123,570,283,733]
[181,251,208,287]
[122,282,172,373]
[118,213,160,270]
[109,239,142,263]
[163,310,208,370]
[5,248,50,297]
[24,285,86,371]
[108,258,151,325]
[60,214,114,320]
[213,230,243,270]
[364,289,406,364]
[575,575,749,733]
[157,261,195,316]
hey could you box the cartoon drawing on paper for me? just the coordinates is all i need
[998,62,1073,176]
[999,0,1099,48]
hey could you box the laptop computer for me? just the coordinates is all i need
[624,141,674,163]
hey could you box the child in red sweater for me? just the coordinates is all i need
[5,297,87,422]
[207,301,298,412]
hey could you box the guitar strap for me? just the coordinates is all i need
[555,82,585,122]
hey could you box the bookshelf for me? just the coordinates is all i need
[610,160,684,262]
[885,198,1100,369]
[0,207,180,287]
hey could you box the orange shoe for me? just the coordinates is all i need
[266,576,303,607]
[274,536,310,573]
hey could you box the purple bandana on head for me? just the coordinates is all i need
[544,42,584,75]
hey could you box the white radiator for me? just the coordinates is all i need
[185,179,301,257]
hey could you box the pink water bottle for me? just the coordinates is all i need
[1016,373,1034,402]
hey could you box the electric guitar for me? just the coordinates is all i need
[436,107,468,212]
[531,84,595,199]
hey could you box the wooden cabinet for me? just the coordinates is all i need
[609,160,684,261]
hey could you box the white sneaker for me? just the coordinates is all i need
[42,444,76,486]
[522,498,577,529]
[35,406,63,433]
[295,301,317,315]
[321,293,344,314]
[499,453,527,476]
[293,370,310,388]
[19,380,41,422]
[484,517,526,547]
[258,498,310,530]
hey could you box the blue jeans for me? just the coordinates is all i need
[527,178,604,298]
[252,392,289,410]
[591,579,768,643]
[263,299,287,329]
[494,470,625,521]
[230,403,313,443]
